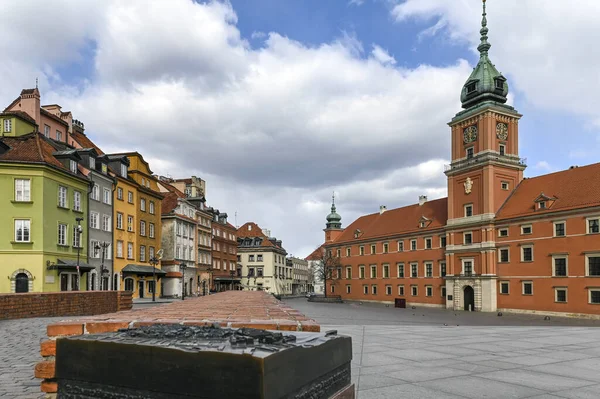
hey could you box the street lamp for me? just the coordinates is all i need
[180,262,187,301]
[229,270,235,291]
[95,242,110,290]
[75,217,84,291]
[148,249,164,302]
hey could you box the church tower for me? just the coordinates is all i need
[444,0,526,311]
[324,194,343,243]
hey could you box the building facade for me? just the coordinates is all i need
[0,130,91,293]
[237,222,291,295]
[322,2,600,318]
[210,211,239,292]
[288,257,309,295]
[158,181,198,298]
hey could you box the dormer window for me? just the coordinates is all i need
[101,163,107,174]
[121,164,128,178]
[538,201,546,209]
[69,160,77,173]
[466,82,477,94]
[495,79,504,89]
[89,157,96,170]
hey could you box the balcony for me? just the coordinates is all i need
[445,153,527,173]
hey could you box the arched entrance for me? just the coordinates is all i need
[464,286,475,311]
[15,273,29,293]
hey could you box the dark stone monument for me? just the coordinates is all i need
[55,324,354,399]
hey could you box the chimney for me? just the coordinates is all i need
[379,205,387,214]
[17,88,41,126]
[262,228,271,237]
[419,195,427,206]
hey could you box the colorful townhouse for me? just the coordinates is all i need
[0,113,91,293]
[317,2,600,318]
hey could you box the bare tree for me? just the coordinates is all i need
[311,249,341,298]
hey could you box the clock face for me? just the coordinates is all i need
[463,126,478,143]
[496,123,508,140]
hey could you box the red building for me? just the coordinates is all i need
[322,2,600,317]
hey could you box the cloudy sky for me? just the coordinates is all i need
[2,0,599,257]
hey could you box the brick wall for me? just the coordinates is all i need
[0,291,133,321]
[36,291,320,397]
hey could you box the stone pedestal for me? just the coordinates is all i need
[55,324,354,399]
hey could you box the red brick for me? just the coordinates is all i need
[47,322,84,337]
[300,321,321,332]
[277,320,300,331]
[34,361,55,379]
[41,380,58,393]
[40,340,56,357]
[86,321,131,334]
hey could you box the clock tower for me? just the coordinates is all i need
[444,0,526,311]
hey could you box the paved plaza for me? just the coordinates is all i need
[2,300,600,398]
[287,299,600,398]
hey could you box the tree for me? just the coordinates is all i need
[311,249,341,297]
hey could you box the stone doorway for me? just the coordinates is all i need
[464,285,475,311]
[15,273,29,293]
[138,281,145,298]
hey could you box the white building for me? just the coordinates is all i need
[237,222,292,295]
[288,256,309,295]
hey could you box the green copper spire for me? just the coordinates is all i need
[326,192,342,229]
[460,0,509,109]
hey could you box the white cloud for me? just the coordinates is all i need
[0,0,472,255]
[371,45,396,65]
[251,31,267,40]
[534,161,553,173]
[392,0,600,125]
[349,0,365,6]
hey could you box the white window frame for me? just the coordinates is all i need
[117,213,123,229]
[499,144,506,156]
[141,198,146,212]
[91,240,100,259]
[410,239,417,251]
[127,191,133,203]
[346,267,352,279]
[498,228,509,237]
[371,285,377,295]
[117,188,123,200]
[425,237,432,249]
[370,265,377,279]
[121,164,128,178]
[385,285,392,296]
[410,263,418,278]
[56,130,62,141]
[383,242,389,253]
[426,285,433,297]
[89,157,96,170]
[90,212,99,230]
[149,223,155,238]
[140,221,146,236]
[585,253,600,277]
[461,258,474,275]
[72,226,81,248]
[398,241,404,252]
[498,247,510,263]
[499,281,509,295]
[587,217,600,234]
[69,160,78,174]
[15,179,31,202]
[522,281,533,296]
[102,215,111,232]
[555,288,567,303]
[521,224,533,235]
[397,263,405,278]
[521,245,534,262]
[91,184,100,201]
[370,244,376,255]
[424,262,433,278]
[363,285,368,295]
[346,247,351,257]
[44,124,50,137]
[103,188,111,205]
[463,231,473,245]
[149,201,155,214]
[466,146,474,159]
[359,265,365,279]
[501,181,509,190]
[140,245,146,262]
[58,223,67,246]
[383,264,390,278]
[359,246,364,256]
[4,118,12,132]
[411,285,418,296]
[116,241,123,258]
[440,262,446,277]
[554,221,566,237]
[464,204,473,218]
[14,220,31,242]
[588,289,600,304]
[127,215,134,232]
[398,285,405,296]
[127,242,134,259]
[73,191,81,211]
[58,186,68,208]
[552,255,568,277]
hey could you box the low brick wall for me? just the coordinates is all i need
[0,291,133,321]
[36,291,320,396]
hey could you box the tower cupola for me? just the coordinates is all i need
[326,194,342,229]
[460,0,509,109]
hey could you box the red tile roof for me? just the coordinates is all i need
[237,222,281,248]
[305,244,326,261]
[70,131,104,155]
[40,108,68,127]
[332,197,448,245]
[161,192,179,215]
[496,163,600,219]
[0,133,73,171]
[0,111,37,126]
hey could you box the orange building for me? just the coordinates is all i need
[321,2,600,318]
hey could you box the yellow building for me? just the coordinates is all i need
[106,153,164,299]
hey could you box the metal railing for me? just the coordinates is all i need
[445,154,527,172]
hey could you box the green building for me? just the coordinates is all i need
[0,112,92,293]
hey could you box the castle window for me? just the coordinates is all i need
[500,281,509,294]
[466,147,474,159]
[464,232,473,245]
[521,246,533,262]
[522,281,533,296]
[501,182,509,190]
[553,257,568,277]
[499,228,508,237]
[499,248,509,263]
[587,218,599,234]
[538,201,546,209]
[499,144,506,156]
[495,79,504,89]
[363,285,368,295]
[555,288,567,303]
[554,222,566,237]
[521,225,532,235]
[464,204,473,217]
[466,82,477,94]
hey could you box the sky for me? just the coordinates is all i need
[1,0,599,258]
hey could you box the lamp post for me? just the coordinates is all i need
[180,262,187,300]
[95,241,110,290]
[149,256,159,302]
[75,217,84,291]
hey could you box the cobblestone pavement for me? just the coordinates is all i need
[0,317,62,399]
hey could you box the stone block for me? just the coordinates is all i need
[55,324,352,399]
